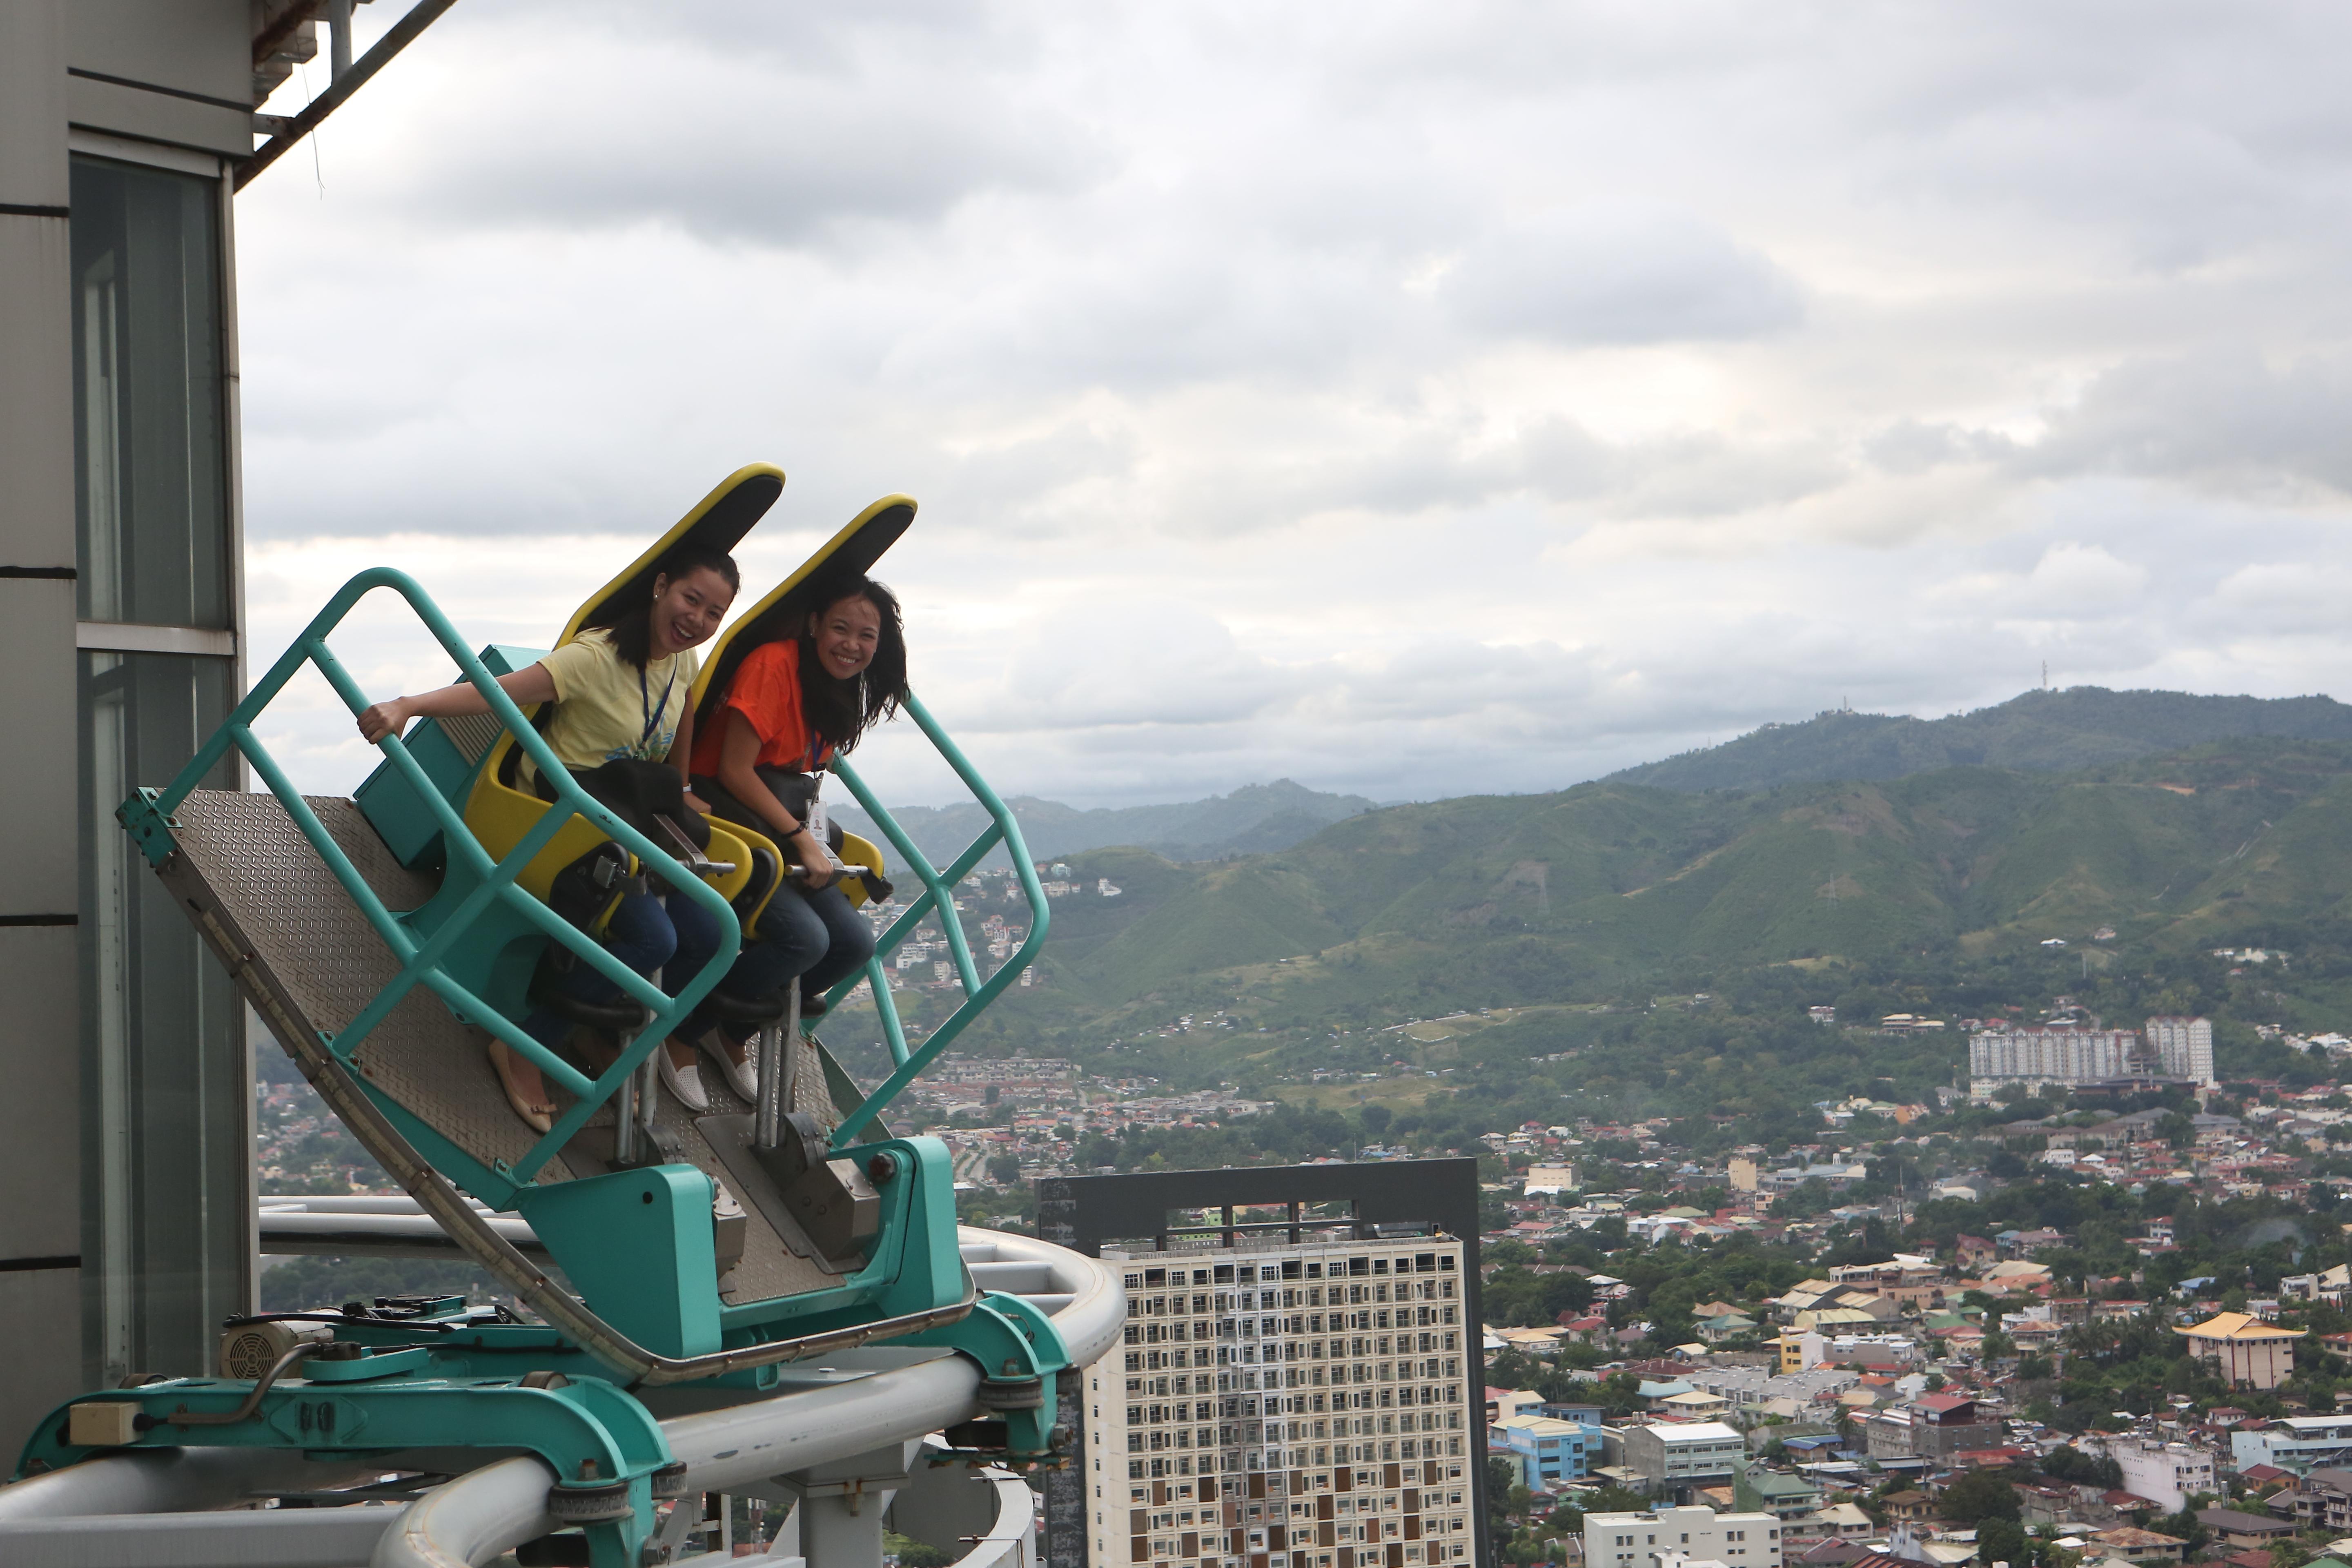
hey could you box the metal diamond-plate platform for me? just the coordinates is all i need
[165,789,847,1303]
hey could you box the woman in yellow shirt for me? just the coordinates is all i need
[358,544,739,1129]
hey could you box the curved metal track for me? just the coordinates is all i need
[0,1227,1123,1568]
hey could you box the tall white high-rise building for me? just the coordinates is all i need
[1082,1236,1476,1568]
[2145,1016,2217,1088]
[1967,1027,2144,1091]
[1968,1019,2218,1098]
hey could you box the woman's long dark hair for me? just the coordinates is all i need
[601,544,741,670]
[797,575,908,753]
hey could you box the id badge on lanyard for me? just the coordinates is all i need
[638,663,676,757]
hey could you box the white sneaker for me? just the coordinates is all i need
[657,1051,708,1113]
[698,1031,760,1102]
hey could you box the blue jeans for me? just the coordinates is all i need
[524,890,722,1048]
[687,883,875,1036]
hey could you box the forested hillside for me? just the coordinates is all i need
[935,738,2352,1095]
[1609,687,2352,793]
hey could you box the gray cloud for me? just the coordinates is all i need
[365,4,1106,245]
[2025,349,2352,499]
[1856,350,2352,501]
[1863,420,2018,475]
[1442,214,1805,345]
[235,1,2352,808]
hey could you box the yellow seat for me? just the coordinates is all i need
[682,492,913,928]
[839,830,886,910]
[713,819,785,936]
[459,474,900,974]
[462,752,635,936]
[704,820,886,930]
[454,463,787,943]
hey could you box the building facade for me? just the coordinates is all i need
[1494,1413,1598,1490]
[1620,1421,1748,1497]
[1,0,253,1454]
[1968,1027,2147,1092]
[2230,1418,2352,1477]
[1860,1396,2002,1463]
[1585,1505,1785,1568]
[2101,1439,2218,1513]
[2277,1468,2352,1533]
[1082,1237,1477,1568]
[2144,1016,2217,1088]
[2176,1312,2303,1390]
[1732,1463,1821,1521]
[1039,1159,1488,1568]
[1966,1017,2216,1097]
[0,0,453,1457]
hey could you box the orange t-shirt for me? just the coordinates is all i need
[690,641,835,777]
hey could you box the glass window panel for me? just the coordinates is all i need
[69,156,229,629]
[79,651,245,1383]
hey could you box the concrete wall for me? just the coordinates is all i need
[0,0,257,1454]
[0,0,88,1457]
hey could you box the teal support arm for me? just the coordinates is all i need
[126,568,741,1186]
[823,692,1050,1147]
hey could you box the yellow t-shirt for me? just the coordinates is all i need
[528,628,699,779]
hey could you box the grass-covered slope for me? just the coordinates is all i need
[1610,687,2352,793]
[978,738,2352,1034]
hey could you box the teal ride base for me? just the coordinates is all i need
[17,1286,1070,1567]
[20,1314,672,1566]
[24,566,1075,1555]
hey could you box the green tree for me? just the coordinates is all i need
[1938,1471,2022,1524]
[1487,1457,1519,1552]
[2155,1508,2207,1551]
[1978,1517,2029,1567]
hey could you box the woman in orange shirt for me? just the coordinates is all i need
[673,573,907,1107]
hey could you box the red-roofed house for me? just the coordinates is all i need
[1952,1446,2029,1469]
[2090,1527,2187,1563]
[1558,1313,1609,1344]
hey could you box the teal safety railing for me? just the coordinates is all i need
[123,568,740,1187]
[824,692,1050,1146]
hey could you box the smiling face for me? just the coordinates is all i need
[808,592,883,680]
[647,565,736,656]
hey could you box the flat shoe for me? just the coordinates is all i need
[697,1031,760,1102]
[657,1051,709,1113]
[487,1040,555,1134]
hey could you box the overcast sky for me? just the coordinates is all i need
[240,1,2352,808]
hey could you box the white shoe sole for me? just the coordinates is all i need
[657,1052,709,1113]
[699,1033,760,1102]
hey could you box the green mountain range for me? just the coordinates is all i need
[1609,687,2352,793]
[962,735,2352,1042]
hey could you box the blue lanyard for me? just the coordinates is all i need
[638,661,676,755]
